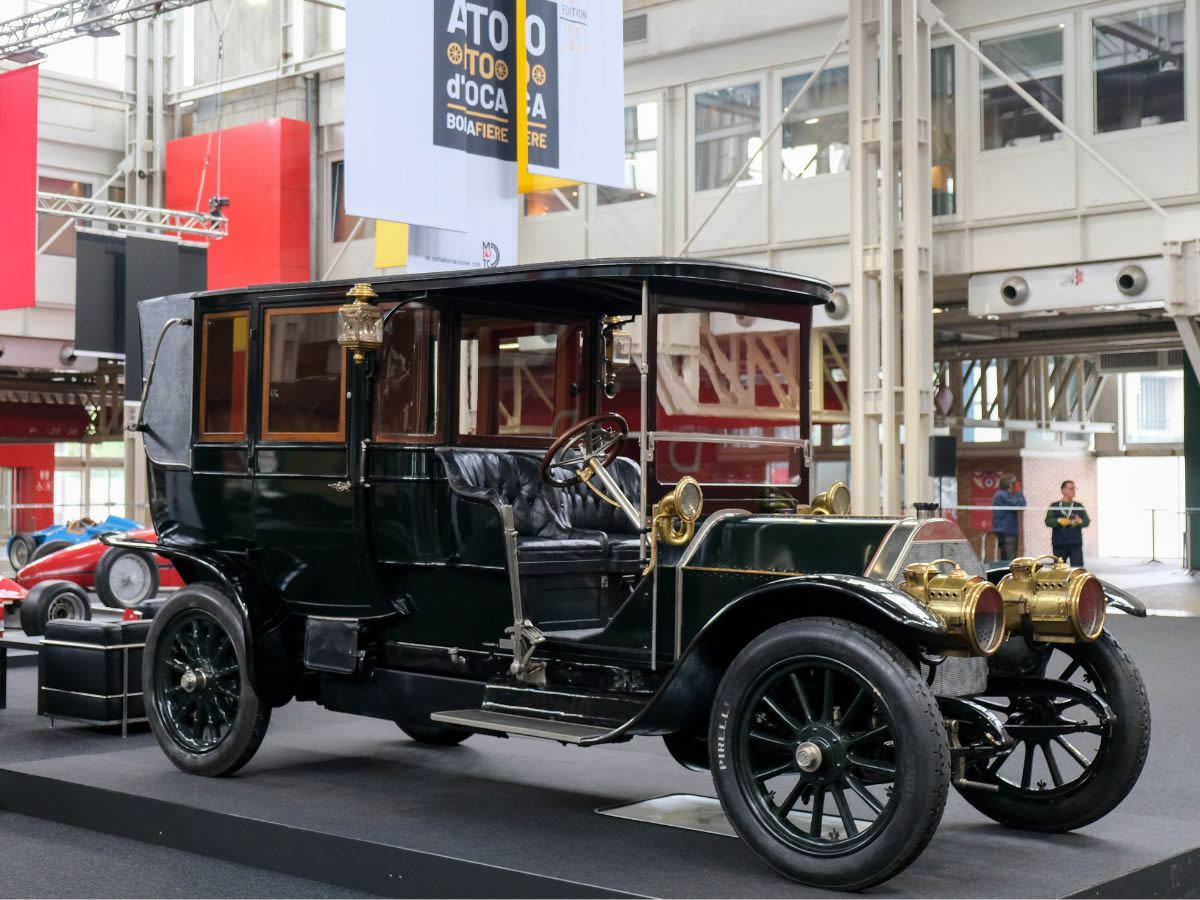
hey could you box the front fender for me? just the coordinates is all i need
[604,573,945,740]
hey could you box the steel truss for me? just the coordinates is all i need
[37,191,227,239]
[0,0,206,60]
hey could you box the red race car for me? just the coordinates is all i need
[14,527,181,610]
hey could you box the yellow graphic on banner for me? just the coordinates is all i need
[375,220,409,268]
[516,0,576,195]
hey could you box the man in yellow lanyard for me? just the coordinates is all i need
[1045,479,1090,566]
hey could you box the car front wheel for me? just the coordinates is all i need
[957,631,1149,831]
[7,534,35,569]
[143,584,269,777]
[710,617,950,891]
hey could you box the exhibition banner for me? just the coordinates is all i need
[517,0,624,192]
[0,66,38,310]
[345,0,518,272]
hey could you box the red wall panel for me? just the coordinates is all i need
[0,444,54,532]
[0,66,38,311]
[166,118,310,291]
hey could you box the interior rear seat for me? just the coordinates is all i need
[438,449,644,572]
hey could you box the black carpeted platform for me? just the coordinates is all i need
[0,616,1194,898]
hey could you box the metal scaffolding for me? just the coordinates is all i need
[36,191,228,239]
[0,0,207,60]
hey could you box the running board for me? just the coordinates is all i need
[430,709,613,744]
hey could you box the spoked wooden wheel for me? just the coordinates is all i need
[958,631,1149,831]
[144,584,270,776]
[711,618,949,891]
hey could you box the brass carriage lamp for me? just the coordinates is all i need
[338,283,383,363]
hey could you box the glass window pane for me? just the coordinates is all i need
[781,66,850,180]
[375,306,441,439]
[694,84,762,191]
[263,309,345,439]
[931,45,956,215]
[1124,371,1184,443]
[524,185,580,216]
[1094,3,1184,133]
[980,27,1064,150]
[458,316,587,438]
[598,101,659,204]
[330,161,375,241]
[54,470,83,523]
[38,177,91,257]
[201,312,249,439]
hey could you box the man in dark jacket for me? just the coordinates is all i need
[1045,479,1090,566]
[990,474,1026,560]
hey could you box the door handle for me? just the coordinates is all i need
[360,439,371,488]
[328,481,352,493]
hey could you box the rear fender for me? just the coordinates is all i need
[622,574,945,737]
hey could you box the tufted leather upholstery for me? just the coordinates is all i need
[554,457,642,535]
[438,449,644,570]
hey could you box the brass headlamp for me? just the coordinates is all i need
[801,480,851,516]
[337,283,383,364]
[900,560,1007,657]
[655,476,704,546]
[998,556,1106,643]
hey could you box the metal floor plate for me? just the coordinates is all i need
[597,793,873,841]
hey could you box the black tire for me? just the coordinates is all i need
[95,548,160,609]
[7,533,35,570]
[19,580,91,636]
[710,618,950,892]
[30,539,71,563]
[396,718,473,746]
[958,631,1150,832]
[143,584,270,777]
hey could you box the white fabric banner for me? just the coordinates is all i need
[345,0,518,270]
[524,0,625,188]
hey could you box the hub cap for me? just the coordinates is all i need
[110,554,152,605]
[794,741,823,772]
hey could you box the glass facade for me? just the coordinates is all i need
[980,27,1065,149]
[780,66,850,180]
[1094,3,1185,133]
[694,84,762,191]
[597,101,659,205]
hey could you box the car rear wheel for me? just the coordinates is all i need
[957,631,1149,832]
[144,584,270,777]
[396,718,472,746]
[7,534,35,569]
[19,580,91,636]
[95,548,160,609]
[710,618,950,891]
[30,540,71,563]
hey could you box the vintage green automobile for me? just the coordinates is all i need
[114,260,1149,890]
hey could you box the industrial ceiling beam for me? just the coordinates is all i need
[0,0,208,61]
[37,191,227,239]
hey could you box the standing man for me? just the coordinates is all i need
[1045,479,1090,566]
[991,474,1026,560]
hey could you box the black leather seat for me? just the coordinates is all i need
[440,449,645,573]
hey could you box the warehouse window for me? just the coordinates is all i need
[780,66,850,180]
[980,26,1064,150]
[694,83,762,191]
[931,45,956,215]
[597,101,659,204]
[1094,3,1184,133]
[199,311,250,441]
[38,177,92,257]
[262,307,346,441]
[1124,371,1183,443]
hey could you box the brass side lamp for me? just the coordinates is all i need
[337,283,383,363]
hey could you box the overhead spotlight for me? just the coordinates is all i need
[6,47,47,63]
[999,275,1029,306]
[1116,264,1147,297]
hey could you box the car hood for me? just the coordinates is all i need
[0,577,26,602]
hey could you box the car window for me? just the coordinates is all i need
[199,311,249,441]
[458,315,587,439]
[261,306,346,441]
[375,304,441,441]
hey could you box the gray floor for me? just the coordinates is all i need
[0,614,1191,899]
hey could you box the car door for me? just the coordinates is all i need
[252,302,381,618]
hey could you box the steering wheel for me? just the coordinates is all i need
[541,413,630,487]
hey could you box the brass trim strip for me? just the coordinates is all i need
[682,564,808,577]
